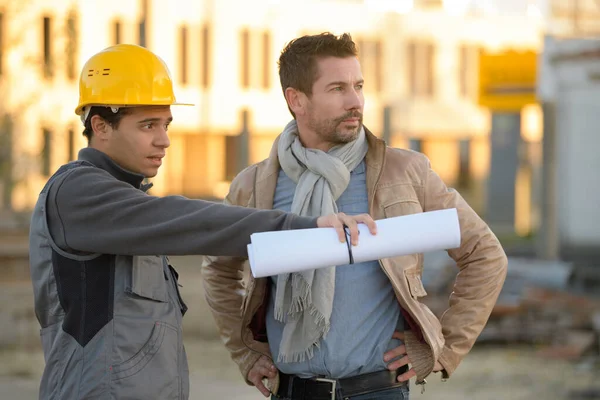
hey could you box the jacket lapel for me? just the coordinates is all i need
[364,128,386,217]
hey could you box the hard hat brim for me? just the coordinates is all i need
[172,102,195,107]
[75,102,195,116]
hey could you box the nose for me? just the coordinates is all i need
[345,87,364,111]
[154,127,170,149]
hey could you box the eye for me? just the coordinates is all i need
[355,84,364,90]
[142,123,154,130]
[332,86,343,92]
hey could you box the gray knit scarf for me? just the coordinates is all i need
[274,119,368,363]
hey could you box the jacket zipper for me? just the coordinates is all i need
[372,146,432,393]
[164,257,185,399]
[372,147,428,392]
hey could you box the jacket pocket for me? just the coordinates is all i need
[382,198,423,218]
[39,323,62,399]
[404,269,428,299]
[39,325,81,400]
[40,323,61,363]
[128,255,169,302]
[111,321,179,399]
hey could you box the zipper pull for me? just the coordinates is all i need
[417,379,427,394]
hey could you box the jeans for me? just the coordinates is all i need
[271,384,410,400]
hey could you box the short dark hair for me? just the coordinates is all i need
[82,106,132,143]
[278,32,358,100]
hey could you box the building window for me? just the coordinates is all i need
[358,39,383,93]
[374,41,383,92]
[458,44,478,99]
[407,41,417,96]
[179,25,188,85]
[424,43,435,96]
[138,0,149,47]
[458,138,471,188]
[42,128,52,176]
[226,109,250,180]
[407,40,436,97]
[262,31,271,90]
[239,29,272,90]
[65,11,78,81]
[415,0,443,8]
[113,20,122,45]
[225,135,239,181]
[0,12,4,77]
[409,138,422,153]
[43,16,53,79]
[201,23,210,88]
[68,127,76,161]
[0,114,13,209]
[240,29,250,89]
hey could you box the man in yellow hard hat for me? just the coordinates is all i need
[28,44,376,400]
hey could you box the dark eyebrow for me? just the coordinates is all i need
[137,117,173,124]
[326,79,364,88]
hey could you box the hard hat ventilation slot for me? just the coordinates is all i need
[102,68,111,76]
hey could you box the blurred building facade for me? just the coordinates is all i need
[545,0,600,37]
[0,0,549,230]
[537,34,600,260]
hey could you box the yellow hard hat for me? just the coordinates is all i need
[75,44,192,116]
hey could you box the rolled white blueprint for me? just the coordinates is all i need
[247,208,461,278]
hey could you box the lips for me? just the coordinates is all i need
[339,112,362,124]
[148,156,164,166]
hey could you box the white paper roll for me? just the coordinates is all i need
[247,208,461,278]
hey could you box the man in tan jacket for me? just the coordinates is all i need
[202,33,507,400]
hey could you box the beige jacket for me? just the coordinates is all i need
[202,129,507,393]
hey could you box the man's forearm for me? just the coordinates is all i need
[438,233,507,376]
[48,167,317,256]
[423,157,508,376]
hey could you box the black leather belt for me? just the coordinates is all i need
[276,366,409,400]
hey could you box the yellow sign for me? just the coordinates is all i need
[478,50,538,111]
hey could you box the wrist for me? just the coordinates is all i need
[316,216,324,227]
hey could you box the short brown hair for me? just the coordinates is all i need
[278,32,358,97]
[82,107,132,143]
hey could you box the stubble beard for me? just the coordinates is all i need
[308,111,363,147]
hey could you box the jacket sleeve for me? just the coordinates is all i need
[201,176,272,385]
[47,166,317,256]
[422,157,508,378]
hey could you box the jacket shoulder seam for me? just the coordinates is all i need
[52,166,104,250]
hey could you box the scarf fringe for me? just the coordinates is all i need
[274,275,315,322]
[276,302,331,364]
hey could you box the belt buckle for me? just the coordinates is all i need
[315,377,337,400]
